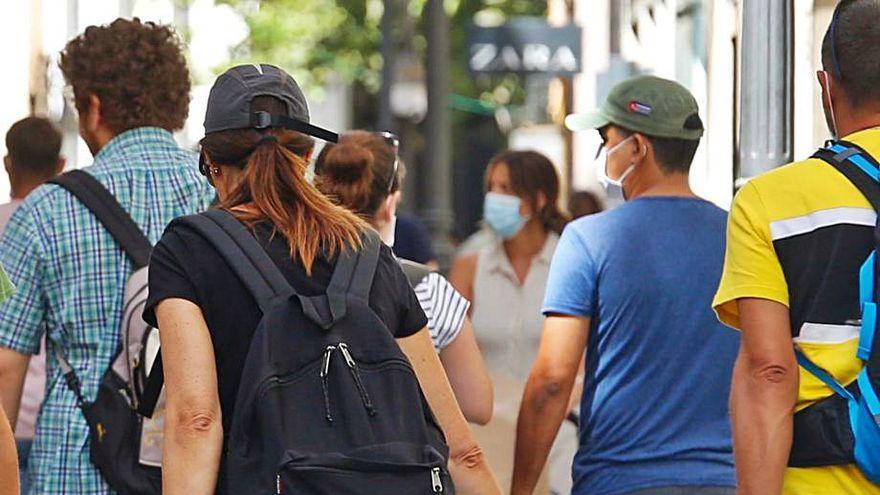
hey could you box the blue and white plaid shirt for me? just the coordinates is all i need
[0,127,214,494]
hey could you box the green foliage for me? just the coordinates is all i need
[219,0,546,106]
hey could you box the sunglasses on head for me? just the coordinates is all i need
[378,131,400,193]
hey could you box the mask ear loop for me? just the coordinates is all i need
[820,70,840,141]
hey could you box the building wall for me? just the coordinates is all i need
[572,0,838,210]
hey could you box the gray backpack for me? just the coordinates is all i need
[50,169,164,494]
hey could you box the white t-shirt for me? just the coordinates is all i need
[0,199,23,236]
[0,198,47,441]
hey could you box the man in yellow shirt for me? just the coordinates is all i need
[714,1,880,493]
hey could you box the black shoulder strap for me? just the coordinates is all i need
[177,209,293,313]
[143,210,297,418]
[50,170,152,268]
[813,141,880,212]
[346,232,382,301]
[398,258,434,288]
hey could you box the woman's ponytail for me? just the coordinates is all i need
[203,95,369,274]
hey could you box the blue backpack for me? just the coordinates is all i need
[789,140,880,481]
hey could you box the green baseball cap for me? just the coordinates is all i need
[566,75,704,140]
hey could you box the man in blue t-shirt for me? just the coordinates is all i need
[512,76,739,495]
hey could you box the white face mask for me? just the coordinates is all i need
[379,214,397,247]
[595,136,637,203]
[819,70,840,140]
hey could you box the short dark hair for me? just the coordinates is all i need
[6,117,62,177]
[615,126,701,174]
[821,0,880,105]
[59,18,191,133]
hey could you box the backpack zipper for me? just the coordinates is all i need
[431,467,444,493]
[338,343,377,416]
[320,345,336,423]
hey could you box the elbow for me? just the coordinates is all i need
[449,441,489,472]
[745,355,798,387]
[524,369,570,412]
[170,405,222,440]
[464,399,493,426]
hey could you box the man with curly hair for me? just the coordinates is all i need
[0,18,213,494]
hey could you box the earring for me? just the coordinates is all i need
[210,166,220,176]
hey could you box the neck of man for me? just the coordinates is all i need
[628,168,694,200]
[838,111,880,140]
[10,175,48,200]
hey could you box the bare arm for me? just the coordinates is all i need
[512,315,589,495]
[732,298,798,495]
[397,328,501,495]
[449,254,477,315]
[438,317,493,425]
[0,397,19,495]
[156,298,223,495]
[0,347,29,429]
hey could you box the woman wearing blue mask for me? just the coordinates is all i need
[450,150,571,494]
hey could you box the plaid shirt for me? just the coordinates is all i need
[0,127,214,494]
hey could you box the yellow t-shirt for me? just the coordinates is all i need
[714,128,880,494]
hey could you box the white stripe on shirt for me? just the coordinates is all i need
[415,272,470,350]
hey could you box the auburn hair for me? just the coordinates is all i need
[313,131,402,218]
[486,150,569,235]
[200,96,368,274]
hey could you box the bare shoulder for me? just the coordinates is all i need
[449,253,478,298]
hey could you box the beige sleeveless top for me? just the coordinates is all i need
[471,233,559,408]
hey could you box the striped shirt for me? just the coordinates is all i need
[414,272,470,350]
[0,127,214,494]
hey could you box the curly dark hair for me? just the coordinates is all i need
[59,18,191,133]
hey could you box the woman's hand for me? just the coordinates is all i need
[156,298,223,495]
[398,328,502,495]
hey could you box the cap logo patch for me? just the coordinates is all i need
[628,101,652,116]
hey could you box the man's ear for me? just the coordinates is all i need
[631,133,650,164]
[84,94,102,133]
[3,156,9,173]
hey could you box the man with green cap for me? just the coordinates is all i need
[511,75,738,495]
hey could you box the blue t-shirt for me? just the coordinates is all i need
[543,196,739,495]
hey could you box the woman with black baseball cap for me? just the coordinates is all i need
[143,64,500,494]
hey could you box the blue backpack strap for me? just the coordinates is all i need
[812,141,880,365]
[795,348,856,402]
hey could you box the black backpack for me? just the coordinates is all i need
[49,170,164,494]
[177,209,454,494]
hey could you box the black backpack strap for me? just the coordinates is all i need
[398,258,433,288]
[49,170,152,268]
[178,209,294,312]
[348,233,382,300]
[813,141,880,211]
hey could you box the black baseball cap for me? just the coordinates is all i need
[203,64,338,142]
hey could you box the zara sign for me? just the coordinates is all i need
[468,19,582,76]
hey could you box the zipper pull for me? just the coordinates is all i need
[431,467,443,493]
[338,343,356,368]
[321,345,336,377]
[276,473,282,494]
[337,343,377,416]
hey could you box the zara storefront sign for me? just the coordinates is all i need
[468,19,582,76]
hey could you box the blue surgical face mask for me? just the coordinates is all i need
[483,192,529,239]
